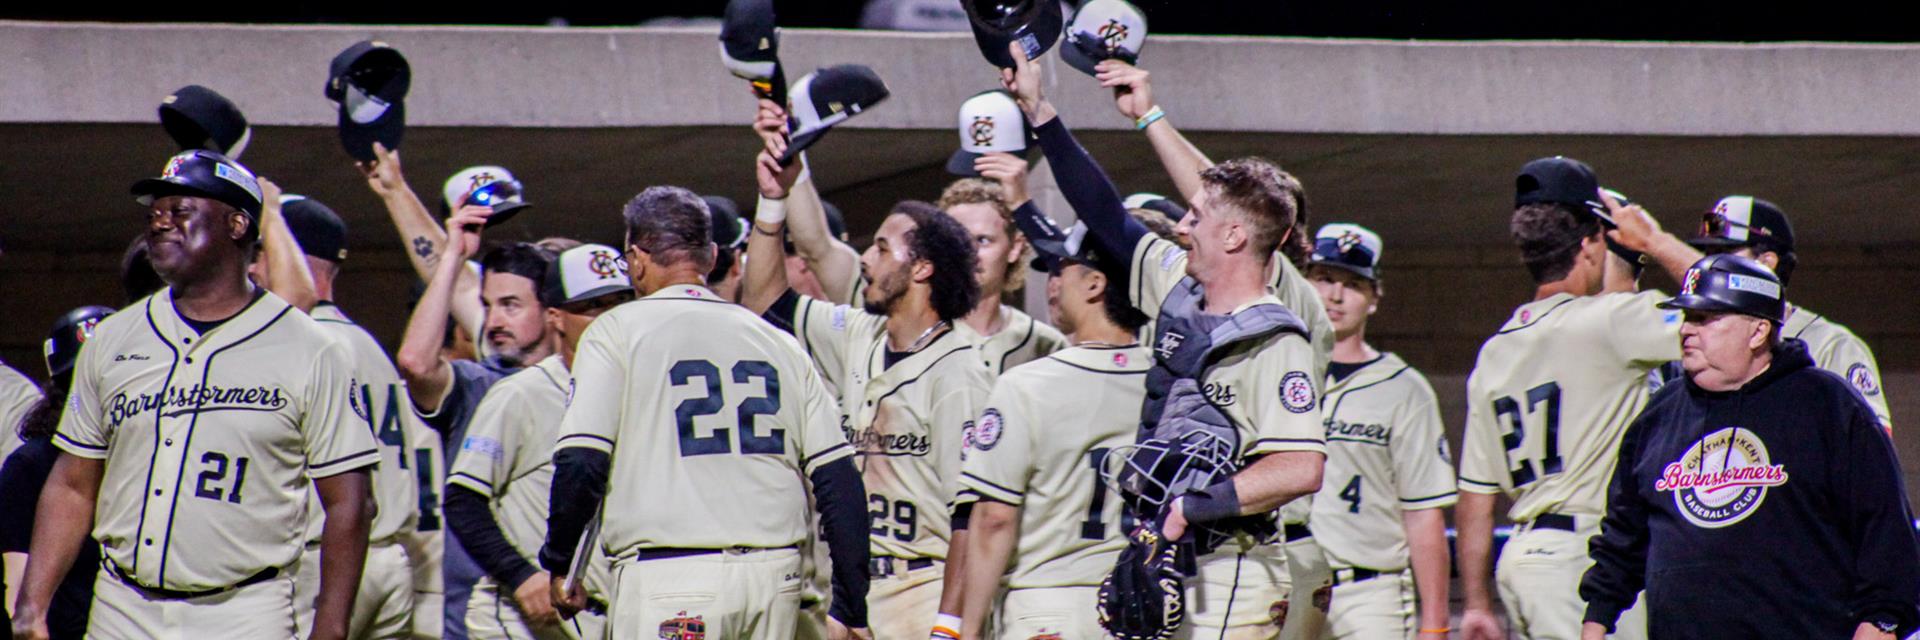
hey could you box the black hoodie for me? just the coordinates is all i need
[1581,339,1920,638]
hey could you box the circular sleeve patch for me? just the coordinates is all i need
[1848,363,1881,397]
[972,409,1004,451]
[1280,371,1316,414]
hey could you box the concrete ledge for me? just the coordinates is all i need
[5,20,1920,134]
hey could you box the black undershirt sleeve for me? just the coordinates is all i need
[538,447,611,576]
[1031,116,1152,272]
[807,457,870,628]
[444,485,541,588]
[761,289,802,335]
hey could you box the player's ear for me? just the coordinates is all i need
[1008,232,1027,264]
[911,256,934,283]
[1221,220,1249,254]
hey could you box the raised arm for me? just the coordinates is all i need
[1095,60,1214,205]
[357,142,485,339]
[754,100,861,303]
[1602,191,1702,284]
[395,207,489,415]
[254,177,320,312]
[741,150,804,315]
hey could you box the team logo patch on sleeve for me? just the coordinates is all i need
[971,409,1004,451]
[1848,363,1881,396]
[349,378,370,421]
[1280,371,1315,414]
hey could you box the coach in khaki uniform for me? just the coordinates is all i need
[543,187,870,640]
[956,223,1151,639]
[447,245,631,640]
[1457,158,1670,640]
[1302,224,1457,640]
[11,150,377,640]
[744,150,994,639]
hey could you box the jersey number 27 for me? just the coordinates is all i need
[1495,381,1563,487]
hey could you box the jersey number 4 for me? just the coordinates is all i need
[1495,381,1563,487]
[670,359,784,457]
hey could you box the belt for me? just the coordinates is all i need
[1529,513,1578,532]
[1331,567,1382,585]
[106,560,278,601]
[869,556,937,580]
[1283,523,1313,542]
[632,545,794,562]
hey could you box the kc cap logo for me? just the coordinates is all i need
[587,249,623,278]
[1061,0,1148,76]
[969,115,996,147]
[1655,427,1789,528]
[1280,371,1315,414]
[947,89,1028,176]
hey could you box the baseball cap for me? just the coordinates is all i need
[465,179,533,228]
[1124,192,1186,221]
[1059,0,1148,77]
[45,305,115,381]
[159,85,252,158]
[131,149,264,217]
[443,166,514,211]
[325,40,410,162]
[781,65,891,164]
[703,195,749,250]
[964,0,1063,69]
[280,194,350,263]
[1658,253,1786,322]
[1514,156,1611,226]
[540,244,632,308]
[719,0,787,105]
[946,90,1029,176]
[1689,195,1796,253]
[1029,220,1107,272]
[1309,223,1383,281]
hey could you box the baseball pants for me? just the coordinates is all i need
[402,530,445,640]
[295,542,323,637]
[1175,543,1288,640]
[866,557,945,640]
[465,577,607,640]
[997,585,1107,640]
[1323,569,1416,640]
[86,566,298,640]
[1495,519,1646,640]
[607,547,802,640]
[353,541,417,639]
[1276,536,1330,640]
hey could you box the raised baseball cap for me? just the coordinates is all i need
[1028,220,1107,272]
[1689,195,1796,253]
[1059,0,1148,77]
[45,305,115,381]
[1515,156,1611,226]
[964,0,1063,69]
[780,65,891,164]
[465,179,533,228]
[1599,187,1647,272]
[325,40,410,162]
[1309,223,1384,281]
[160,85,252,158]
[131,149,264,217]
[719,0,787,106]
[1124,192,1186,221]
[947,90,1029,176]
[443,166,515,211]
[540,243,632,308]
[703,195,749,250]
[280,194,350,263]
[1659,253,1786,322]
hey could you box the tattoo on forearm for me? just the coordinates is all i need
[414,237,435,260]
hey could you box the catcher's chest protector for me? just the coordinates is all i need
[1140,276,1309,445]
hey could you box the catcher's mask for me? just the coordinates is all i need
[1107,429,1240,517]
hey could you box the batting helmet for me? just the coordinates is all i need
[131,149,263,218]
[1658,253,1785,322]
[45,306,115,382]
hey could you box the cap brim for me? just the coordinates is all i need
[1686,236,1749,250]
[947,149,984,176]
[1657,294,1744,315]
[337,101,405,162]
[780,126,830,165]
[1059,34,1101,76]
[131,177,217,208]
[1307,259,1377,281]
[482,202,533,228]
[561,284,631,307]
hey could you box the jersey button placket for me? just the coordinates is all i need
[142,345,202,585]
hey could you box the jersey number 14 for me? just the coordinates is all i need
[1496,381,1563,487]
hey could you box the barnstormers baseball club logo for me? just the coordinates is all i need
[971,409,1004,451]
[1280,371,1315,413]
[1097,18,1129,49]
[658,611,706,640]
[1680,268,1703,296]
[162,154,190,178]
[587,249,622,278]
[969,116,996,148]
[1655,427,1789,528]
[1336,230,1364,254]
[1848,363,1881,396]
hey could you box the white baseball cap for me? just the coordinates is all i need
[540,244,632,308]
[946,89,1029,176]
[1310,223,1384,281]
[1060,0,1148,77]
[442,165,516,211]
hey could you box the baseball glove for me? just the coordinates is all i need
[1097,526,1186,640]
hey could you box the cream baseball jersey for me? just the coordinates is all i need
[0,361,42,464]
[1270,256,1336,385]
[1458,291,1682,521]
[787,295,995,560]
[1129,236,1328,461]
[557,285,855,554]
[956,305,1069,374]
[313,303,421,543]
[53,290,380,591]
[1308,353,1457,572]
[959,345,1148,588]
[1785,304,1892,428]
[447,355,610,593]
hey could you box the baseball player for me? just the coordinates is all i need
[0,360,41,469]
[751,101,868,306]
[10,150,377,640]
[540,187,871,640]
[1001,43,1327,639]
[702,195,752,302]
[355,141,493,352]
[742,148,994,640]
[938,174,1070,374]
[253,191,423,639]
[1302,224,1457,640]
[955,223,1152,639]
[402,410,448,640]
[445,243,630,640]
[1456,158,1673,640]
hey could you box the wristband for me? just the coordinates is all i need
[931,613,962,639]
[1181,478,1241,524]
[1135,105,1166,130]
[1420,628,1451,634]
[755,195,788,225]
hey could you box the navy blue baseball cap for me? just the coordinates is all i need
[1309,223,1383,281]
[131,149,264,218]
[281,195,349,263]
[1515,156,1611,226]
